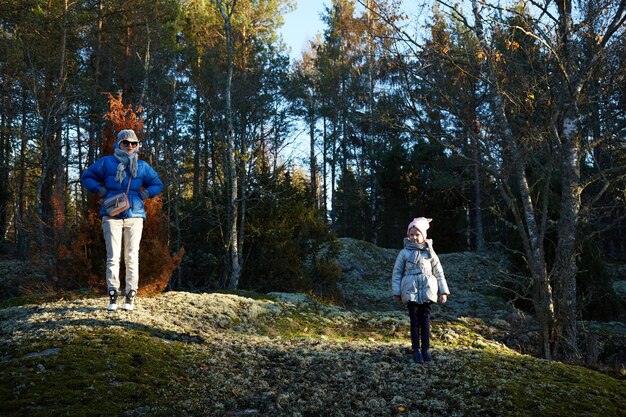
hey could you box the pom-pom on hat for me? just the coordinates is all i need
[407,217,432,238]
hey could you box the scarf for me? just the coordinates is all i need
[403,238,428,250]
[415,242,428,251]
[412,241,429,267]
[114,147,139,182]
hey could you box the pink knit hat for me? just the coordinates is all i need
[407,217,432,238]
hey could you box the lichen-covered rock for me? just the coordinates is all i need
[335,237,516,322]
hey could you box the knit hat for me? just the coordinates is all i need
[407,217,432,238]
[116,129,139,146]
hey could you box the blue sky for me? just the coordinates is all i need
[279,0,330,60]
[278,0,424,61]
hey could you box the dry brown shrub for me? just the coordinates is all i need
[139,194,185,295]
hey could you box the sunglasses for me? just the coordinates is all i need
[121,140,139,148]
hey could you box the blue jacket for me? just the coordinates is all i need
[391,238,449,304]
[81,155,163,219]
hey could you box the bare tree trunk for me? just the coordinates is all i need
[0,88,10,240]
[17,91,28,257]
[52,0,69,256]
[551,2,582,358]
[553,115,581,358]
[514,167,555,359]
[470,118,484,252]
[193,88,201,203]
[35,0,68,262]
[472,154,484,252]
[236,36,250,277]
[366,6,378,244]
[322,116,328,217]
[330,112,337,230]
[549,0,626,359]
[87,0,104,166]
[308,99,318,207]
[215,0,241,290]
[471,0,556,358]
[75,103,86,216]
[237,116,247,273]
[550,0,626,359]
[204,122,213,200]
[139,22,151,106]
[340,83,349,237]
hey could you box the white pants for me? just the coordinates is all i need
[102,217,144,294]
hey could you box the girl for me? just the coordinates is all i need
[392,217,449,364]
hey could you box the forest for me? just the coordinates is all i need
[0,0,625,364]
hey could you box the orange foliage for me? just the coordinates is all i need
[139,194,185,295]
[57,208,105,289]
[102,92,145,155]
[51,190,66,238]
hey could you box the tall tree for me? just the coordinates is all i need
[214,0,240,289]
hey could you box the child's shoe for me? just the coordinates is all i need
[107,289,119,311]
[123,290,137,311]
[412,350,424,364]
[422,349,432,363]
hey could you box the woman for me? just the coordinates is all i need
[81,129,163,311]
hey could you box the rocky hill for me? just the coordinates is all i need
[1,238,625,416]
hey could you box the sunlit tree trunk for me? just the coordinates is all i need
[550,0,583,359]
[215,0,241,290]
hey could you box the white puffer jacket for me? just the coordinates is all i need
[391,238,449,304]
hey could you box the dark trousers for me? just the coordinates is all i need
[407,302,432,352]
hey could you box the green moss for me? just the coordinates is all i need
[0,329,194,417]
[209,289,275,301]
[473,352,626,417]
[254,305,497,350]
[256,307,396,343]
[429,318,510,354]
[0,290,98,309]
